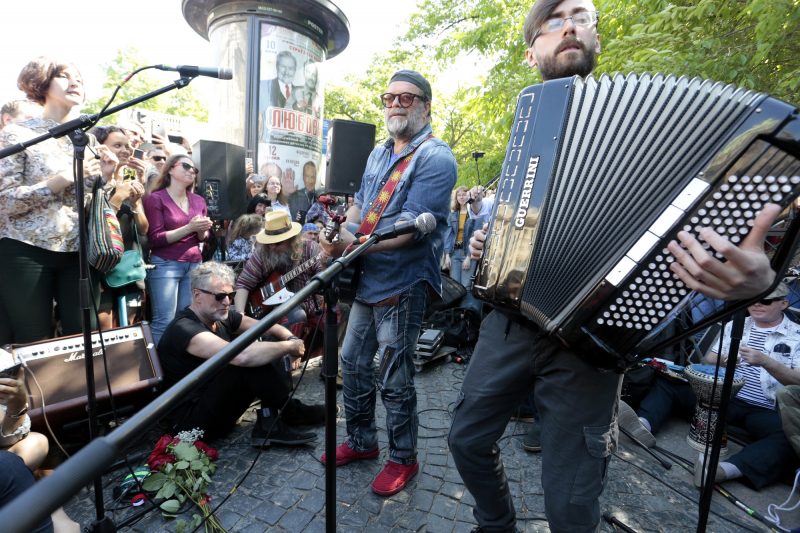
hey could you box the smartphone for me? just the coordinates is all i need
[133,148,144,159]
[168,134,184,144]
[0,362,21,379]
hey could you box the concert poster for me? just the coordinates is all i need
[257,22,324,195]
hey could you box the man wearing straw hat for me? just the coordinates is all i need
[235,210,327,346]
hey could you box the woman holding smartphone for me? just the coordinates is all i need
[143,154,212,342]
[91,125,149,327]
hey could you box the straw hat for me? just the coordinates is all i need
[255,210,301,244]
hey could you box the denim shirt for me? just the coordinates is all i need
[445,209,487,254]
[353,123,457,304]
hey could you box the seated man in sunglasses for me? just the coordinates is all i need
[158,261,323,447]
[620,282,800,490]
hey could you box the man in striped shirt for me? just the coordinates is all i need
[622,282,800,489]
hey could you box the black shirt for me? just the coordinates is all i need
[157,307,243,387]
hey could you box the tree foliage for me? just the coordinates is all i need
[325,0,799,188]
[83,48,208,123]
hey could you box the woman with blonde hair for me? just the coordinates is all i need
[226,213,263,261]
[444,186,480,287]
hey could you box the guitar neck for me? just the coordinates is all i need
[280,253,321,286]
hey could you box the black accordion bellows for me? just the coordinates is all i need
[474,73,800,370]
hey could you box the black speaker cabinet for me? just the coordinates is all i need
[325,119,376,195]
[192,140,246,220]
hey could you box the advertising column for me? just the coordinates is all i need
[257,24,324,215]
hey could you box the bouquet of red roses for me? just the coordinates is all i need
[142,429,226,533]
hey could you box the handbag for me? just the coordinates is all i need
[87,179,124,273]
[105,217,147,288]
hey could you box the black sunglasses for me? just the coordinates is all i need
[176,161,198,173]
[757,297,784,305]
[196,288,236,302]
[151,155,166,162]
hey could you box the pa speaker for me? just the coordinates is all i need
[325,119,376,195]
[192,140,246,220]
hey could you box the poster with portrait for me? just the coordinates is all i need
[257,22,324,199]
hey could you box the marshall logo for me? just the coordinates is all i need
[514,156,540,229]
[63,347,105,363]
[269,108,320,136]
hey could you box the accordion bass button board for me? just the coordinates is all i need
[473,73,800,369]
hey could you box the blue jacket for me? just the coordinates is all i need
[353,124,457,303]
[445,209,486,254]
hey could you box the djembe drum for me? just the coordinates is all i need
[684,364,745,457]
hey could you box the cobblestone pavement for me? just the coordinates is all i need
[62,357,796,532]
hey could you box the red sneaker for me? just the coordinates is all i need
[371,461,419,496]
[320,441,379,466]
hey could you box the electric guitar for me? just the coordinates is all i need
[246,253,327,318]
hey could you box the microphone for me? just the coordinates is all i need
[360,212,436,243]
[155,65,233,80]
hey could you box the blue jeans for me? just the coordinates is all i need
[340,282,427,464]
[147,256,199,344]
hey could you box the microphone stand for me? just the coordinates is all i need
[320,233,382,533]
[696,310,745,533]
[0,75,196,533]
[0,228,382,533]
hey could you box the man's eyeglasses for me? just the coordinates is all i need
[532,11,598,43]
[151,155,166,162]
[176,162,198,173]
[196,288,236,302]
[757,297,785,305]
[379,92,426,109]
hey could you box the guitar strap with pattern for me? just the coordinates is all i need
[355,134,433,236]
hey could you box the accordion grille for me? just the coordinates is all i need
[521,73,763,324]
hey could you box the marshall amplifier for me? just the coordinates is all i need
[11,323,163,432]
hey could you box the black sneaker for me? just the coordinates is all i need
[282,399,325,426]
[252,409,317,447]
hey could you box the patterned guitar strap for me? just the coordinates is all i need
[355,134,433,237]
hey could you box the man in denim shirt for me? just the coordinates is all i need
[319,70,457,496]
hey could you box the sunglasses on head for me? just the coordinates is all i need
[196,288,236,302]
[176,161,198,173]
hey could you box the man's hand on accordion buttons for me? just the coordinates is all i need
[469,223,488,260]
[667,203,780,301]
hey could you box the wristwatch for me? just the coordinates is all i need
[8,404,28,419]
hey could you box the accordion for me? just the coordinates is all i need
[474,73,800,370]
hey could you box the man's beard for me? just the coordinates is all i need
[386,105,426,140]
[538,38,597,80]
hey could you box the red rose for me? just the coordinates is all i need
[152,434,174,455]
[147,452,176,471]
[194,441,218,462]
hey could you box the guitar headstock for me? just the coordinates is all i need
[323,205,346,242]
